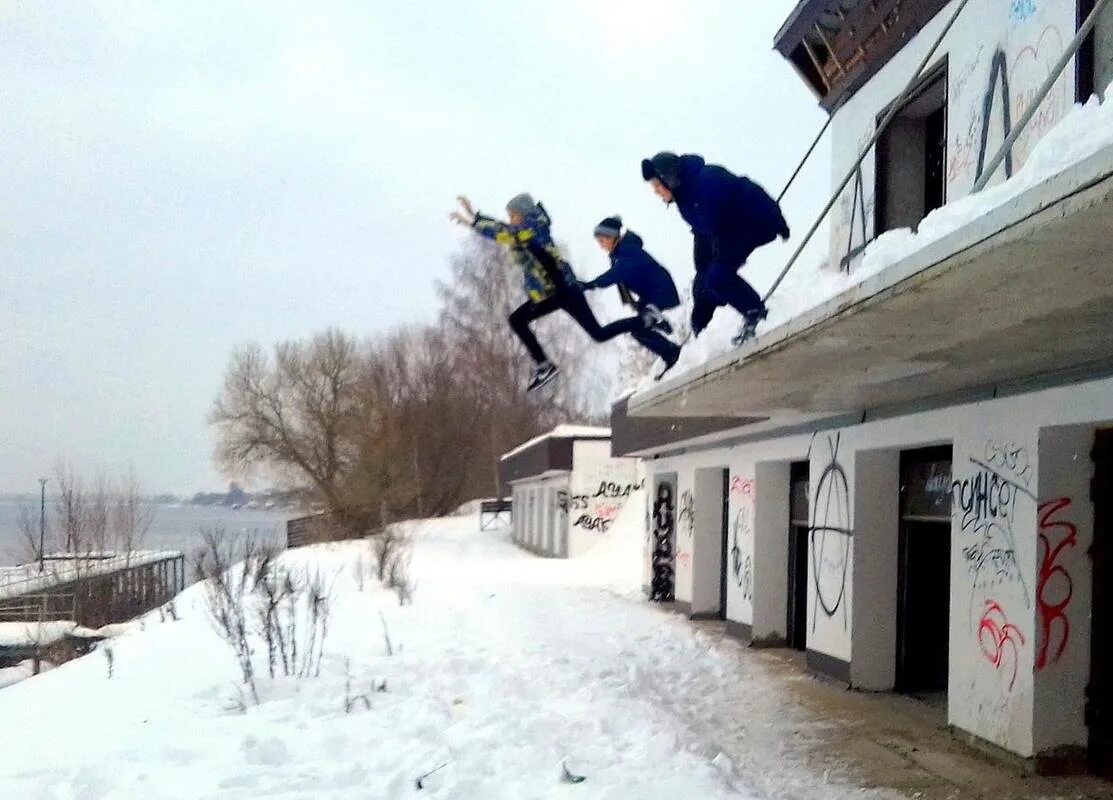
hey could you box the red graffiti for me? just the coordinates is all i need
[1010,26,1067,163]
[596,504,620,521]
[729,477,753,498]
[978,600,1025,689]
[1035,498,1076,671]
[676,551,692,570]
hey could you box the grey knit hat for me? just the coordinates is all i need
[593,215,623,238]
[506,192,536,215]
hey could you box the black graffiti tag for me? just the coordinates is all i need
[810,433,851,631]
[952,451,1034,604]
[678,490,695,538]
[650,481,675,603]
[594,479,646,499]
[573,514,612,533]
[556,490,588,514]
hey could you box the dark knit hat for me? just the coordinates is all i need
[641,152,682,188]
[506,192,536,215]
[593,215,623,238]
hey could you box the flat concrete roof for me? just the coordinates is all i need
[630,144,1113,421]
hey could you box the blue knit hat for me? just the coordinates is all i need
[593,215,623,238]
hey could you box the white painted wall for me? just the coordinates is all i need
[508,474,570,557]
[566,440,641,558]
[642,374,1113,758]
[829,0,1078,268]
[807,431,855,663]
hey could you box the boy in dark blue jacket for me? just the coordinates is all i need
[451,194,652,391]
[579,216,681,379]
[641,152,790,346]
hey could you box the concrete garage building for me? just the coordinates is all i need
[500,426,642,558]
[621,0,1113,777]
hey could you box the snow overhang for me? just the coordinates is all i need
[629,143,1113,421]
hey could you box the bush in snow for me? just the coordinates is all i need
[198,528,336,702]
[372,525,416,605]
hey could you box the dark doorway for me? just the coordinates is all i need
[1089,429,1113,777]
[876,65,948,236]
[719,469,730,620]
[787,461,810,651]
[895,446,953,694]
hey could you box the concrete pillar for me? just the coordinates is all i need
[1032,423,1095,769]
[753,461,791,644]
[851,448,901,690]
[691,467,726,617]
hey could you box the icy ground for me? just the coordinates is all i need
[0,505,899,800]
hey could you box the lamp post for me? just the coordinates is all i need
[38,478,47,572]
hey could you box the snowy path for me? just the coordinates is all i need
[0,514,895,799]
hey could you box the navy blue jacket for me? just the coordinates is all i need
[584,232,680,311]
[671,155,789,271]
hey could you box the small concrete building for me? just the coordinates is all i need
[620,0,1113,778]
[499,426,642,558]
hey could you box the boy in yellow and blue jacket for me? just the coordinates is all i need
[451,193,652,391]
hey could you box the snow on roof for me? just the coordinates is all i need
[0,550,184,601]
[499,425,611,461]
[632,81,1113,396]
[0,621,78,648]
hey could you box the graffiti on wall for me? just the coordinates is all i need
[678,489,695,539]
[1011,0,1037,23]
[1035,497,1077,671]
[810,433,852,631]
[730,509,754,601]
[1009,25,1067,165]
[978,599,1026,690]
[650,481,676,602]
[948,21,1068,192]
[569,475,644,535]
[952,440,1033,603]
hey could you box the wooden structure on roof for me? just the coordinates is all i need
[775,0,948,110]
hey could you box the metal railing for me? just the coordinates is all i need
[764,0,1109,302]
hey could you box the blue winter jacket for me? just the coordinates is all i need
[584,232,680,311]
[671,155,789,271]
[472,204,576,302]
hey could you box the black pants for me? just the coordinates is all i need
[690,259,766,335]
[509,288,678,365]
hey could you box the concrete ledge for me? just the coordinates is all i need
[751,634,788,649]
[725,619,753,643]
[807,648,851,684]
[690,610,723,621]
[1034,745,1089,776]
[672,600,692,617]
[631,141,1113,419]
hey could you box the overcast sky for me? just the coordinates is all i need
[0,0,829,495]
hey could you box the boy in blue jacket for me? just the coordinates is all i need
[641,152,790,346]
[451,194,651,391]
[579,216,681,380]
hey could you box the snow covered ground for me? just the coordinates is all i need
[0,505,901,799]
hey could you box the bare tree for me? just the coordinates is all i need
[209,329,369,531]
[54,462,88,555]
[112,467,155,561]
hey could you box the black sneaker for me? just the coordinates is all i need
[730,308,768,347]
[641,304,673,335]
[526,362,559,392]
